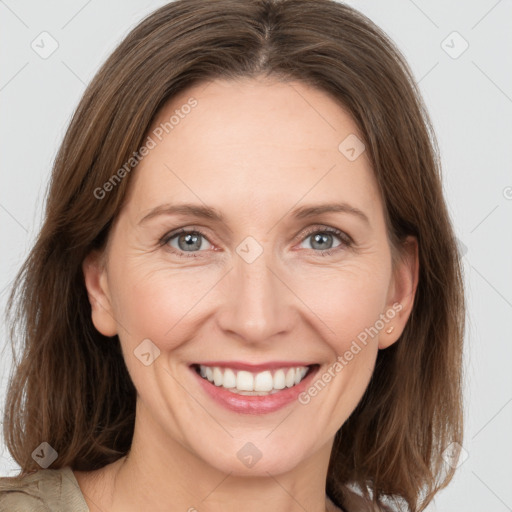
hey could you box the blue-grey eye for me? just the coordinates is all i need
[301,231,342,251]
[169,231,212,252]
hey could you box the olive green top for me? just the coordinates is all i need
[0,466,392,511]
[0,466,89,511]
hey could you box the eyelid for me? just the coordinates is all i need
[159,223,354,257]
[294,224,353,246]
[159,226,215,249]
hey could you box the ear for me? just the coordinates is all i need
[379,235,419,349]
[82,249,118,337]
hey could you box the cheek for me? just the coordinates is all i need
[291,260,391,349]
[110,261,217,349]
[109,245,392,358]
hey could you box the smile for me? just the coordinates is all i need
[190,362,320,414]
[195,364,311,395]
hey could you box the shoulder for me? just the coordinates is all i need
[0,466,89,512]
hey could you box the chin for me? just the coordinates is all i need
[195,437,310,477]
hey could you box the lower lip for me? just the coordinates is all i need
[190,365,319,414]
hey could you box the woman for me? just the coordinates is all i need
[0,0,465,510]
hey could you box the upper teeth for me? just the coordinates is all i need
[198,365,309,394]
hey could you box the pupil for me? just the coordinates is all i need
[312,233,331,250]
[180,233,201,251]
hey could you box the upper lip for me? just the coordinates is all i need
[192,361,316,372]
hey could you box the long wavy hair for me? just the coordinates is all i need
[2,1,465,510]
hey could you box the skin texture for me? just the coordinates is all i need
[78,76,418,512]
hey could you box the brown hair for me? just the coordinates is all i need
[2,1,465,510]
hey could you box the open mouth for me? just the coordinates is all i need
[191,363,319,396]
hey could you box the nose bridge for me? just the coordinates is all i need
[217,237,292,342]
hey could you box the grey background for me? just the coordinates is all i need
[1,1,511,510]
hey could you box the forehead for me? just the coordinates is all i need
[151,77,360,160]
[126,77,381,222]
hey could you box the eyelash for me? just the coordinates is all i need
[159,225,353,259]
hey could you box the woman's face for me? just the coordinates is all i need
[84,77,417,477]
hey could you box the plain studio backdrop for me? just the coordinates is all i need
[0,1,511,511]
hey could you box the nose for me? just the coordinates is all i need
[216,244,296,344]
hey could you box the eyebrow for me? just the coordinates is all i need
[139,201,370,225]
